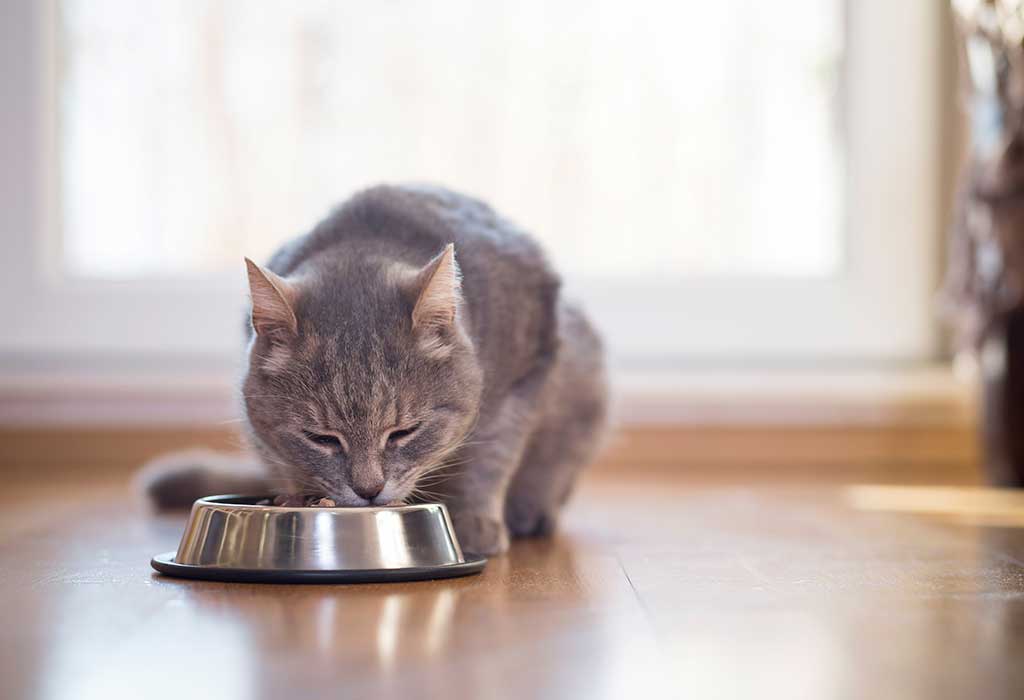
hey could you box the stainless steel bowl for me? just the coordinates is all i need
[151,495,486,583]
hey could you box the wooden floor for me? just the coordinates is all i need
[3,470,1024,700]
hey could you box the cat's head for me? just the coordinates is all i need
[240,244,483,505]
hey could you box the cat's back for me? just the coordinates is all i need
[267,184,555,284]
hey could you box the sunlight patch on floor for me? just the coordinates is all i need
[845,485,1024,526]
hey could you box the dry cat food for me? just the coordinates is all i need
[254,495,337,508]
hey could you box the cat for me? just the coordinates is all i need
[141,184,608,554]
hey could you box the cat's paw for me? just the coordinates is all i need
[451,512,509,556]
[505,500,559,538]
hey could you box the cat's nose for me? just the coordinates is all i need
[352,478,384,501]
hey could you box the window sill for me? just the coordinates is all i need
[612,364,975,428]
[0,364,975,428]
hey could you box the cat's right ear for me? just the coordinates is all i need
[411,244,461,330]
[410,243,462,356]
[244,258,298,338]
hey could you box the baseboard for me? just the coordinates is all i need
[0,365,976,428]
[0,422,982,485]
[593,424,980,484]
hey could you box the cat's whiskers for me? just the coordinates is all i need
[450,439,495,449]
[258,453,331,495]
[408,486,444,503]
[413,463,459,485]
[415,465,465,486]
[395,452,471,501]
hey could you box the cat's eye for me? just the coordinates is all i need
[386,423,421,445]
[303,430,343,450]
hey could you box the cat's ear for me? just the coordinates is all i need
[411,243,462,334]
[245,257,298,338]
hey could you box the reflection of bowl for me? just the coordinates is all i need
[151,495,486,583]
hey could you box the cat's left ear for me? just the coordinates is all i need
[411,244,462,349]
[245,258,298,338]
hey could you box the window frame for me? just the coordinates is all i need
[1,0,943,373]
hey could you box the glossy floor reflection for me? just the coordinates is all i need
[2,474,1024,699]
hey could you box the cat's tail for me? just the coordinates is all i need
[135,449,272,510]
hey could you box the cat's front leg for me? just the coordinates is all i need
[448,509,510,557]
[436,389,542,556]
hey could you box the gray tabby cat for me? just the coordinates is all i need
[143,185,608,554]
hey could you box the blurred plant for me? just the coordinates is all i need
[952,0,1024,48]
[945,0,1024,486]
[943,0,1024,348]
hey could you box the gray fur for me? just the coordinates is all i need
[142,184,608,555]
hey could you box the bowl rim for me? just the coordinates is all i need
[194,494,449,514]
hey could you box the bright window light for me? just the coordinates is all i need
[58,0,844,280]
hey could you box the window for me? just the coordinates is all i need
[2,0,941,370]
[60,0,843,281]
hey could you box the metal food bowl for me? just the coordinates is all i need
[151,495,487,583]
